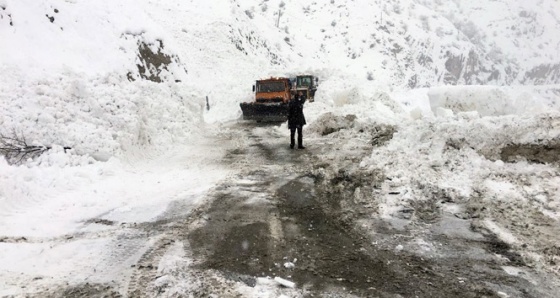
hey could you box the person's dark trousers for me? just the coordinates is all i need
[290,126,303,148]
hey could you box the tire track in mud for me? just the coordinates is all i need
[122,124,282,297]
[126,235,175,297]
[187,170,498,297]
[11,224,150,298]
[122,199,246,297]
[185,124,465,297]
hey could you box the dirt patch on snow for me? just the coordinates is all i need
[307,113,396,147]
[501,141,560,164]
[36,283,122,298]
[123,37,187,83]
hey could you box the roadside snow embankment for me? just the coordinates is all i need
[427,85,559,117]
[0,70,204,163]
[357,85,560,275]
[0,0,201,162]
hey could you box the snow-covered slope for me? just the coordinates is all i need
[231,0,560,86]
[0,0,201,160]
[1,0,559,157]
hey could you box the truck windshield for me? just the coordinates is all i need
[257,82,285,92]
[297,76,312,87]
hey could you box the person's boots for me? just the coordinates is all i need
[298,133,304,149]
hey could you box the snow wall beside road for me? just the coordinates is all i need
[427,86,559,117]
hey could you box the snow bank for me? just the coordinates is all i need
[0,70,204,161]
[428,86,509,116]
[0,0,203,161]
[427,86,551,117]
[304,75,408,127]
[361,108,560,272]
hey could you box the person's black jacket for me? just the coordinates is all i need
[288,94,306,129]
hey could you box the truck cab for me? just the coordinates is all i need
[241,77,291,122]
[253,78,291,103]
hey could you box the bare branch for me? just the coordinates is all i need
[0,131,49,165]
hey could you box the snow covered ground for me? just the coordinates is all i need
[0,138,234,295]
[1,0,560,296]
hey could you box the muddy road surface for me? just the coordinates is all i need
[33,121,560,297]
[129,121,559,297]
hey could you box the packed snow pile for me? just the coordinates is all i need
[1,71,206,164]
[0,0,197,163]
[427,86,556,117]
[429,86,512,117]
[359,106,560,273]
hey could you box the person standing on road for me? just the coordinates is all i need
[288,91,307,149]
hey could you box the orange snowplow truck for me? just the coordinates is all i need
[240,77,291,122]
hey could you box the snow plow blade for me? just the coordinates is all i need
[240,102,288,122]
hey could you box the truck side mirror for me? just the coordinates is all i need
[252,85,255,92]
